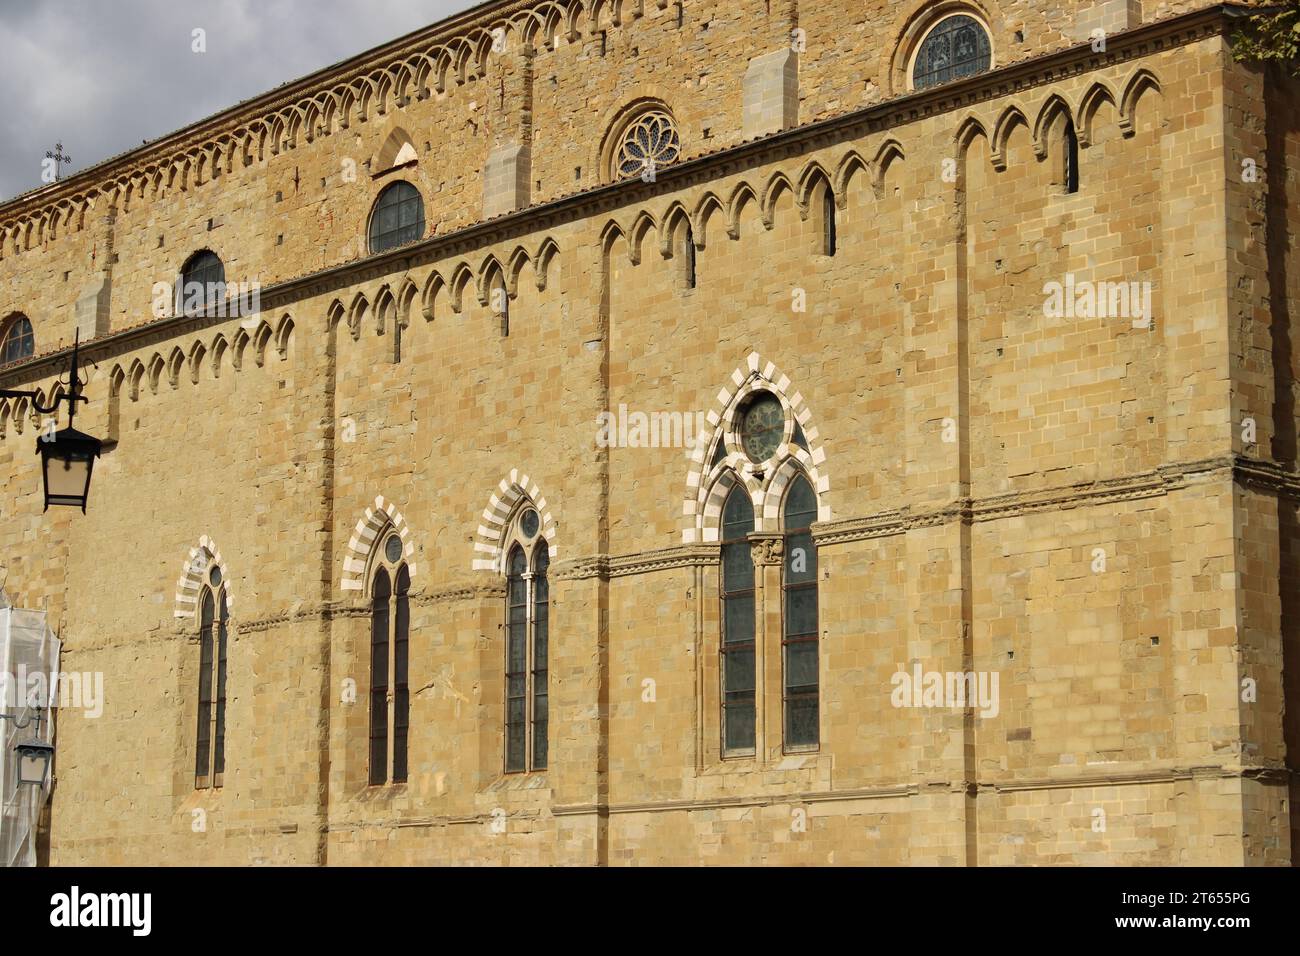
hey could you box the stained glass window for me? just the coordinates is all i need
[615,110,681,180]
[721,484,756,755]
[782,476,819,750]
[912,15,991,91]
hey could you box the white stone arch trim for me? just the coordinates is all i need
[472,468,558,572]
[174,535,233,619]
[683,352,830,543]
[765,457,823,529]
[341,495,418,592]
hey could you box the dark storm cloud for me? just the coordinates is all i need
[0,0,474,201]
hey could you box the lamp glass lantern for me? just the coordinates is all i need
[15,739,54,788]
[37,426,102,513]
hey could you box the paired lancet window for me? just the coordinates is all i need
[195,566,229,789]
[504,506,549,773]
[370,532,410,785]
[714,388,821,757]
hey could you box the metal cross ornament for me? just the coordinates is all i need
[45,142,72,180]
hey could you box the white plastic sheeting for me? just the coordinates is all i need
[0,588,60,867]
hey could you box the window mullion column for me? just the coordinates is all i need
[749,532,784,763]
[522,569,535,771]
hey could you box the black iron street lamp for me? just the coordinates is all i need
[0,331,101,512]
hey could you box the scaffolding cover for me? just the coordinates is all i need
[0,590,60,867]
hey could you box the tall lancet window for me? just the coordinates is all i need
[720,483,756,755]
[822,186,837,257]
[195,564,229,789]
[504,505,549,773]
[369,532,410,786]
[782,474,820,750]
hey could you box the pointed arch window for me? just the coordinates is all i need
[822,186,837,257]
[720,483,756,756]
[782,474,819,750]
[369,535,410,785]
[683,224,697,290]
[504,507,549,773]
[0,314,34,366]
[195,566,229,789]
[1064,118,1080,194]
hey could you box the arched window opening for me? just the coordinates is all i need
[822,186,837,257]
[368,181,425,254]
[194,572,229,789]
[912,14,992,91]
[505,546,528,773]
[369,567,391,786]
[1064,118,1080,194]
[178,250,225,316]
[492,271,509,337]
[720,483,756,756]
[504,506,549,773]
[782,475,819,750]
[369,536,410,787]
[683,224,697,290]
[0,314,34,366]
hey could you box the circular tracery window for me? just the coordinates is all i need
[615,111,681,180]
[384,534,404,564]
[519,508,540,539]
[912,14,992,91]
[736,392,785,464]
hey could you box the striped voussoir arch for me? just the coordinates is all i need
[472,469,558,572]
[682,351,831,543]
[341,495,417,592]
[174,535,232,619]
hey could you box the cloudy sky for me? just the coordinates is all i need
[0,0,479,202]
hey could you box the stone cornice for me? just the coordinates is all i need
[0,4,1243,387]
[553,545,720,580]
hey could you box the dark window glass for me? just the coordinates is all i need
[720,484,755,755]
[782,476,819,749]
[392,565,410,784]
[0,315,34,366]
[1065,119,1080,194]
[368,182,425,253]
[683,226,696,289]
[823,187,837,256]
[505,547,528,772]
[179,251,225,315]
[532,543,549,771]
[195,589,214,785]
[369,567,391,785]
[913,15,991,91]
[213,590,228,780]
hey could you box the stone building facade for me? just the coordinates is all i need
[0,0,1296,865]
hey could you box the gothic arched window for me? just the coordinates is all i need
[0,314,34,366]
[369,533,410,785]
[782,474,819,750]
[912,14,992,91]
[504,506,549,773]
[720,483,756,756]
[195,565,229,789]
[368,181,425,253]
[822,186,837,257]
[178,250,225,316]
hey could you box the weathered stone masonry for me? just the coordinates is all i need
[0,0,1297,865]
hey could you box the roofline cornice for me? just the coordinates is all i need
[0,3,1248,386]
[0,0,544,216]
